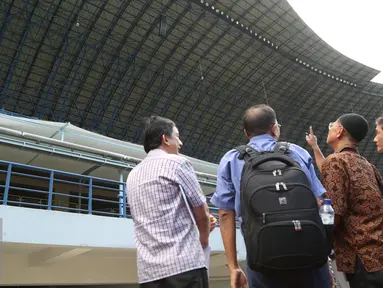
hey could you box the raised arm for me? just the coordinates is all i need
[306,126,326,172]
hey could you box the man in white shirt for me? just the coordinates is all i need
[127,116,216,288]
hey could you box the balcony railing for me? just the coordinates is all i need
[0,160,225,224]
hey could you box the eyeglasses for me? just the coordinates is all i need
[328,122,342,130]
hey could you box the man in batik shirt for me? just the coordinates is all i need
[306,113,383,288]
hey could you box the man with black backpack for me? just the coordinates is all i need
[211,105,332,288]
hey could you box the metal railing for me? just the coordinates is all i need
[0,160,222,222]
[0,160,128,217]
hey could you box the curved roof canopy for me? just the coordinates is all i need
[0,0,382,170]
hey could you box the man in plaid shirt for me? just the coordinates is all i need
[127,116,216,288]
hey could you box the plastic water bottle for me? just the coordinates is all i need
[319,198,335,225]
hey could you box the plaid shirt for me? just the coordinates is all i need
[126,149,207,283]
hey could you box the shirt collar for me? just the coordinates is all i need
[249,134,276,144]
[147,148,168,156]
[335,144,359,154]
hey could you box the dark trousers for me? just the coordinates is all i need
[247,263,331,288]
[346,257,383,288]
[140,268,208,288]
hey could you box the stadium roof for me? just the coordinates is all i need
[1,0,383,170]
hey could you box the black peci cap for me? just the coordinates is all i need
[338,113,369,142]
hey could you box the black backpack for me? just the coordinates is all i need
[236,142,329,272]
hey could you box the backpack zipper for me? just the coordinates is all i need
[243,171,311,197]
[249,182,314,197]
[244,183,317,221]
[262,208,318,225]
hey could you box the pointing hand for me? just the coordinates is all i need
[306,126,318,149]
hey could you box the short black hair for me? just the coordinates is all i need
[243,104,277,137]
[376,117,383,128]
[142,116,176,153]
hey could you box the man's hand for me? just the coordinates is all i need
[306,126,318,149]
[328,260,337,288]
[329,269,336,288]
[317,197,324,208]
[209,214,217,232]
[305,126,326,172]
[230,268,248,288]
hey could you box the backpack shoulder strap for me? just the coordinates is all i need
[235,145,259,160]
[274,141,291,155]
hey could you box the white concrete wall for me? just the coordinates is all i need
[1,251,139,285]
[0,205,247,285]
[0,205,246,257]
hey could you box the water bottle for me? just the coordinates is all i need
[319,198,335,225]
